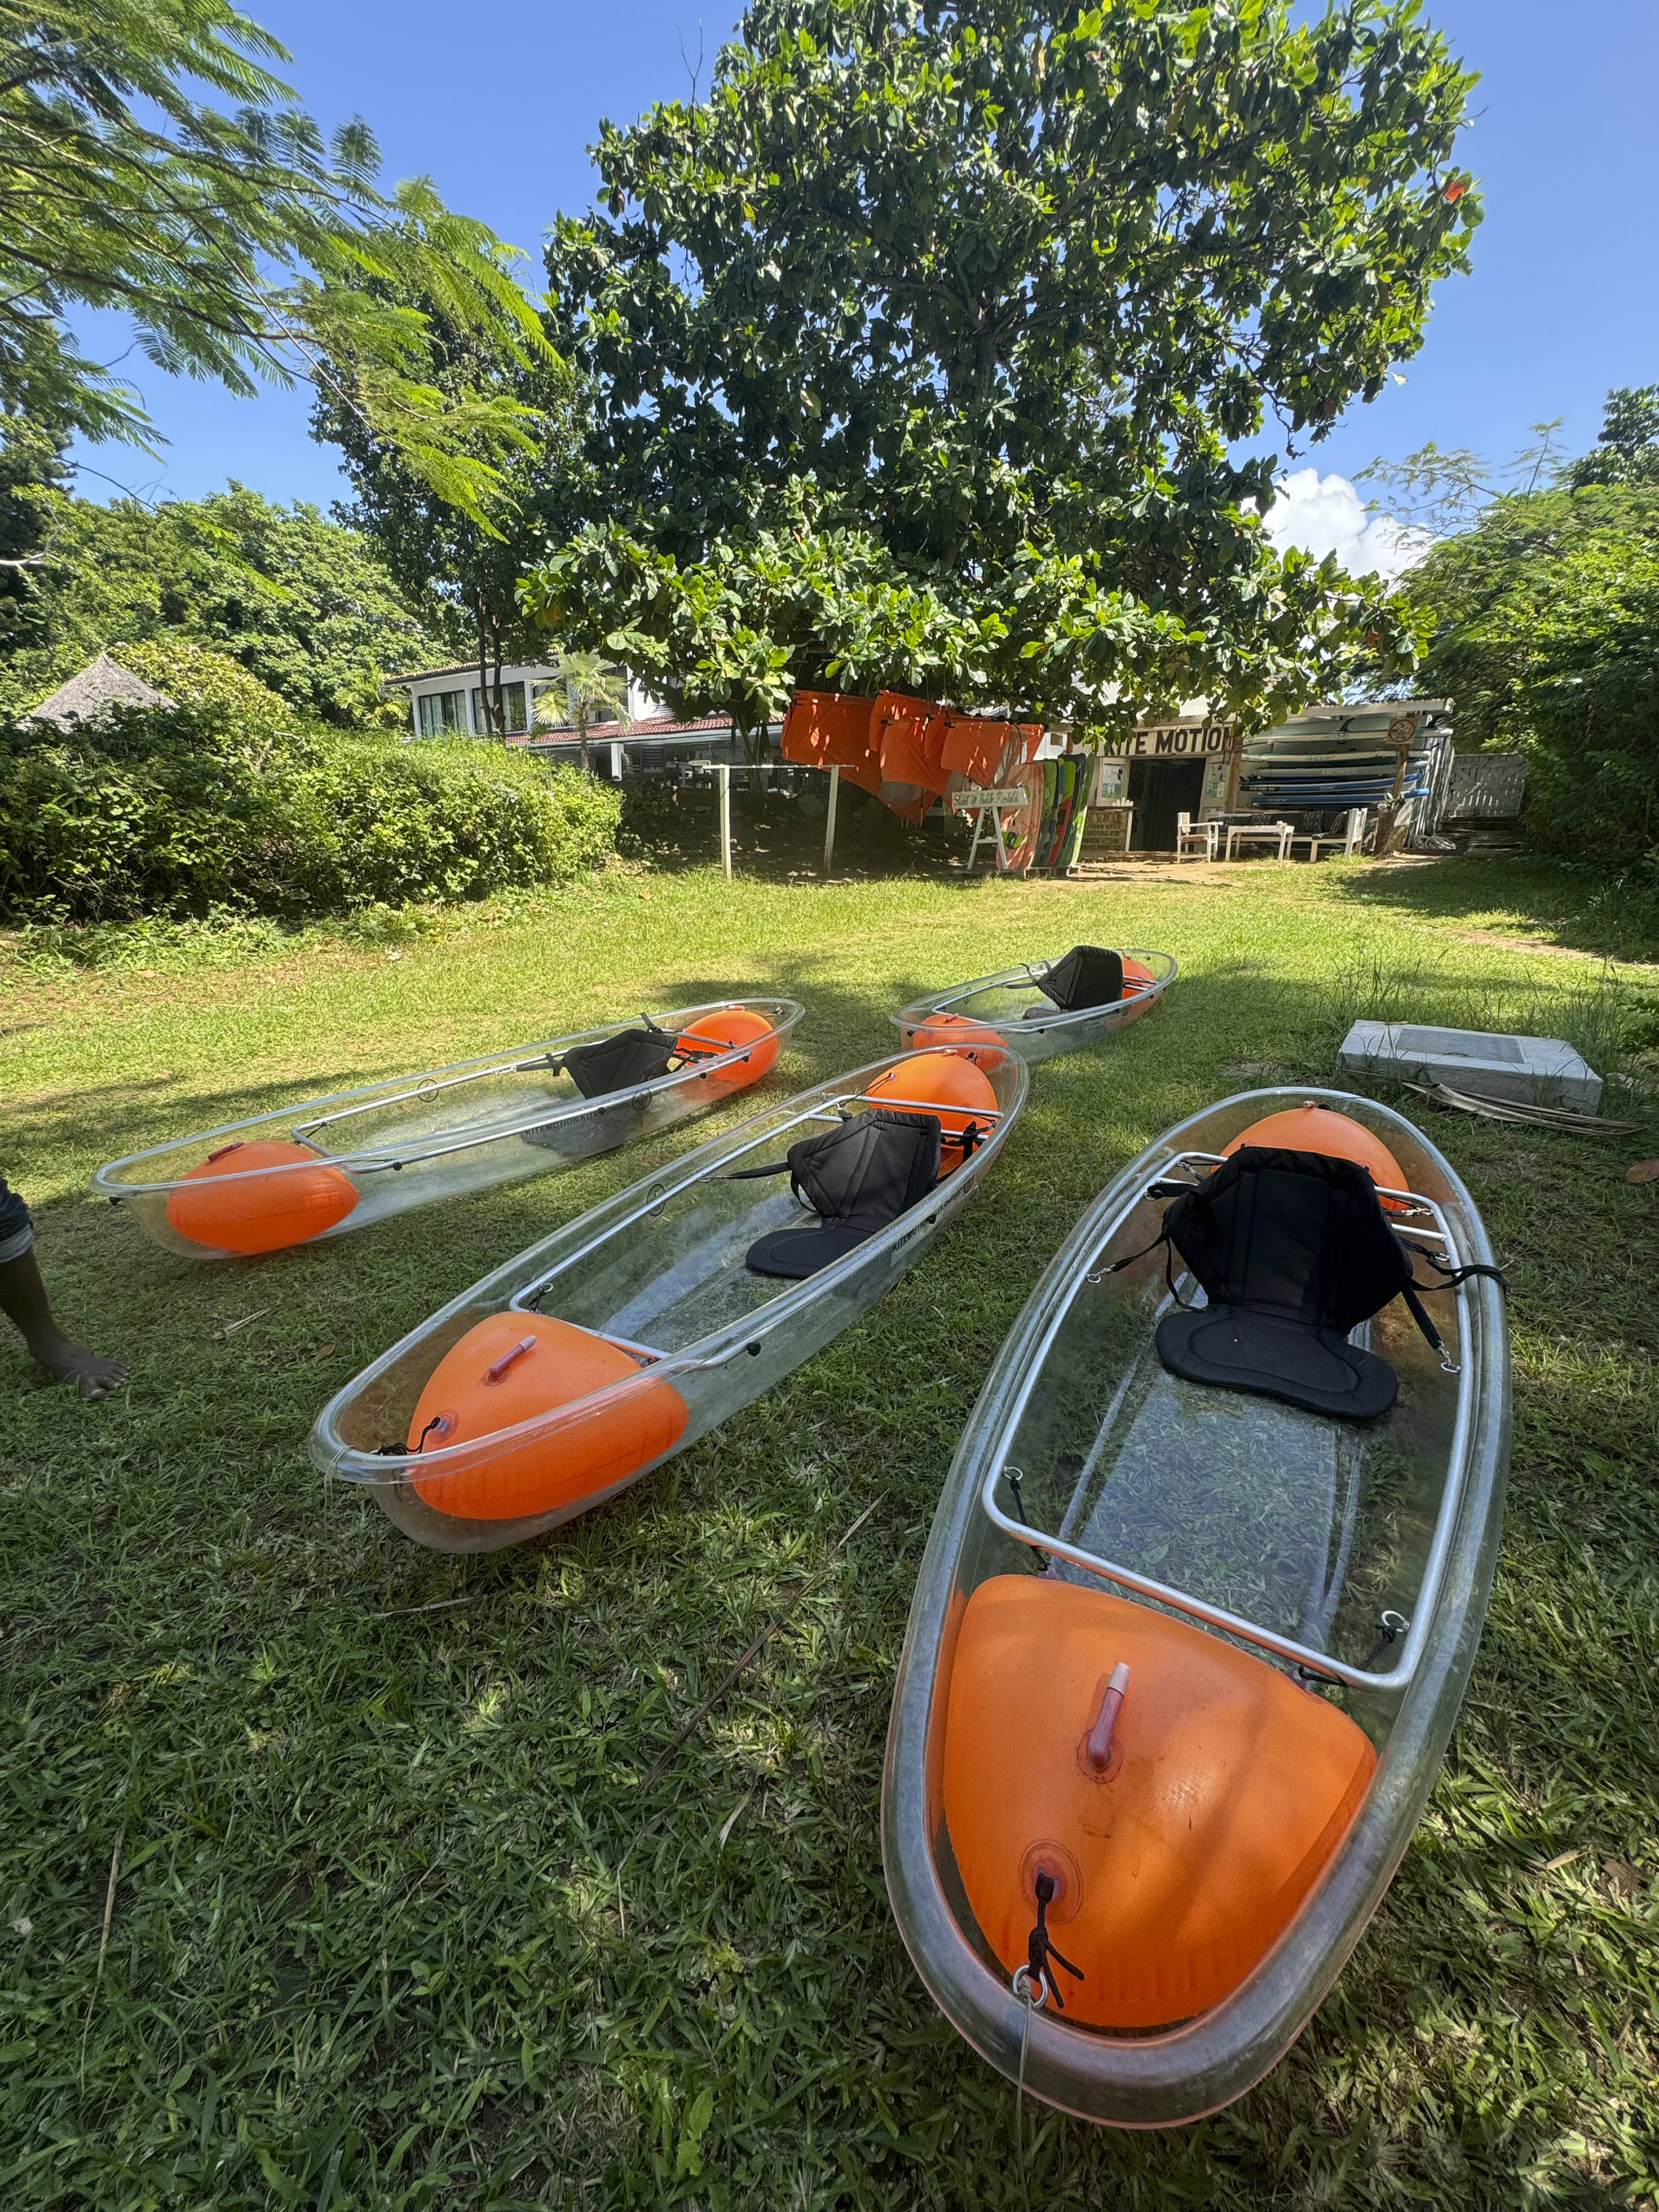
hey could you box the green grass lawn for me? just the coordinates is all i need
[3,854,1657,2211]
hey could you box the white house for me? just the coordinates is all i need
[380,657,664,740]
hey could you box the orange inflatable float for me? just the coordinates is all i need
[942,1575,1377,2029]
[867,1051,999,1169]
[1121,956,1154,995]
[906,1009,1007,1058]
[1225,1102,1408,1212]
[406,1310,688,1521]
[165,1139,358,1255]
[675,1006,781,1094]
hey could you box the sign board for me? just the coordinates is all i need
[1387,713,1419,752]
[951,786,1026,811]
[1104,722,1235,759]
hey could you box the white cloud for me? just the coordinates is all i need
[1264,466,1432,581]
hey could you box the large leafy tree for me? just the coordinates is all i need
[1378,384,1659,872]
[0,483,450,724]
[528,0,1477,737]
[1398,483,1659,870]
[315,308,586,735]
[0,0,545,514]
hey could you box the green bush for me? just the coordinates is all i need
[0,706,620,921]
[1402,484,1659,874]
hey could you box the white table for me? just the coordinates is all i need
[1224,819,1293,862]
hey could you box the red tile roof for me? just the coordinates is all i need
[522,713,742,743]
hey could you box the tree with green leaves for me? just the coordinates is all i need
[1567,384,1659,491]
[528,0,1478,738]
[534,650,632,774]
[1373,385,1659,872]
[0,0,546,516]
[315,306,586,736]
[0,483,450,725]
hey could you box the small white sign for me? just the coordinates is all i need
[951,786,1026,811]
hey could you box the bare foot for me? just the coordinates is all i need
[30,1330,128,1399]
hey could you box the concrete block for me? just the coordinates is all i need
[1339,1020,1602,1112]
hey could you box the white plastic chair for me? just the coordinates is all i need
[1291,807,1369,862]
[1175,811,1218,864]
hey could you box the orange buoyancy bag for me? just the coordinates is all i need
[1121,956,1154,993]
[1225,1103,1408,1211]
[407,1311,687,1521]
[866,1052,999,1170]
[907,1009,1007,1059]
[942,1575,1377,2030]
[675,1007,780,1093]
[165,1139,359,1255]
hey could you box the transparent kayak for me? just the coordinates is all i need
[892,949,1176,1064]
[882,1088,1510,2127]
[309,1045,1031,1552]
[91,1000,802,1260]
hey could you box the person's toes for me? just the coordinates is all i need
[71,1352,128,1399]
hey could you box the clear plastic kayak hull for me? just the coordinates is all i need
[892,950,1176,1064]
[881,1088,1510,2127]
[309,1046,1030,1552]
[89,1000,802,1259]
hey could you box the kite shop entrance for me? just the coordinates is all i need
[1127,757,1207,853]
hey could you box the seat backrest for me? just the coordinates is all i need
[1162,1146,1410,1332]
[1176,811,1193,833]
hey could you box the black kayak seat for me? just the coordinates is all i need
[561,1026,678,1100]
[742,1109,942,1279]
[1151,1146,1434,1421]
[1031,945,1124,1014]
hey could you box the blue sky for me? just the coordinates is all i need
[71,0,1659,555]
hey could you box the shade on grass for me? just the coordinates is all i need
[2,856,1656,2209]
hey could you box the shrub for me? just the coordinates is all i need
[107,637,296,741]
[1402,484,1659,874]
[0,708,620,922]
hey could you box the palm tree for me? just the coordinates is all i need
[534,652,633,774]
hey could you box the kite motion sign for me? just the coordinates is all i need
[1107,723,1235,759]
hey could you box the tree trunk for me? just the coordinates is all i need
[578,704,590,777]
[474,598,492,738]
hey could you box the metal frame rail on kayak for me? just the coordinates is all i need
[975,1146,1477,1696]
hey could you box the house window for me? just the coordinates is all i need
[417,689,465,736]
[471,681,528,735]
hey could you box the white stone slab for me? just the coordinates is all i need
[1339,1020,1601,1111]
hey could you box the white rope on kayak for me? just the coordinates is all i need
[1011,1963,1045,2202]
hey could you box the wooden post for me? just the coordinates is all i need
[1376,714,1417,856]
[718,762,733,881]
[822,764,840,877]
[1224,731,1243,814]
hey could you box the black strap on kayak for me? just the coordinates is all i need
[1023,1870,1083,2012]
[943,1116,987,1166]
[1398,1249,1510,1364]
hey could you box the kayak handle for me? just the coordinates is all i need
[1085,1662,1130,1774]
